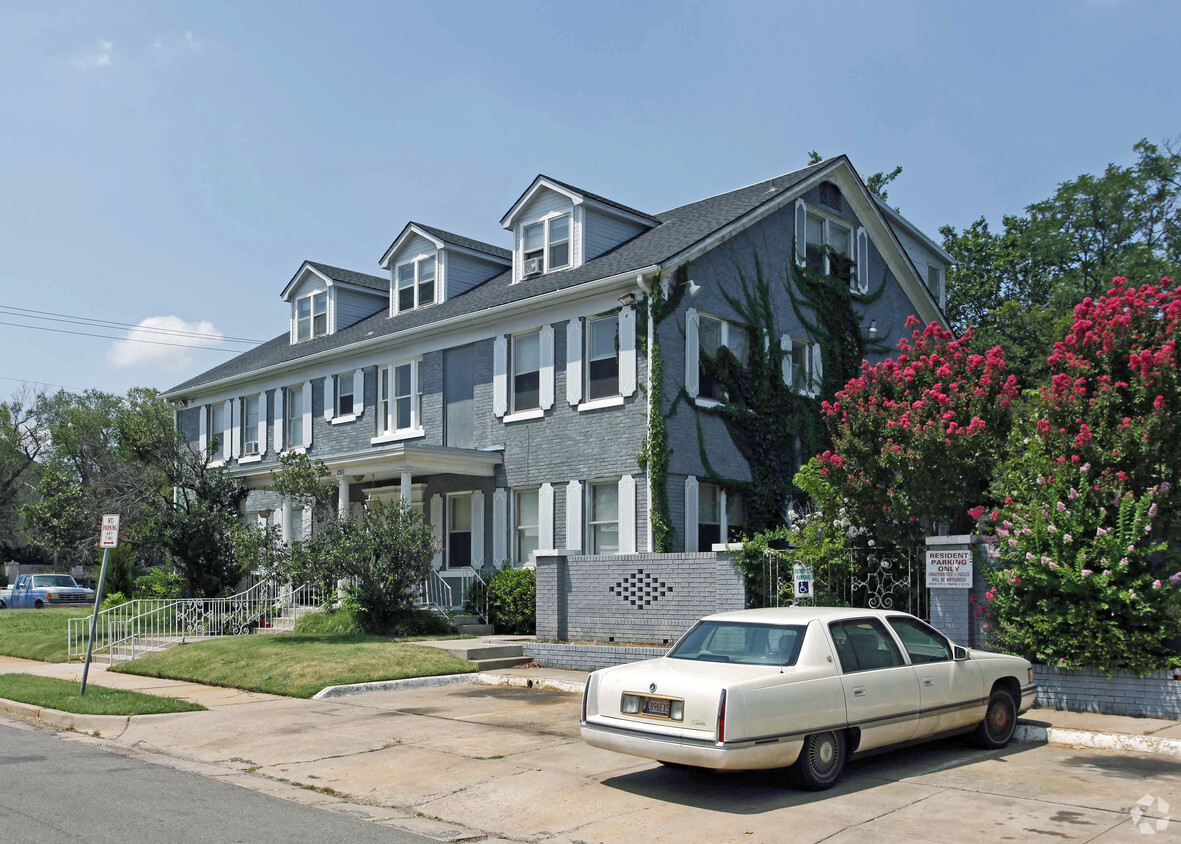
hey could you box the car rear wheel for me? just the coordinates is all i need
[790,730,846,790]
[972,688,1017,749]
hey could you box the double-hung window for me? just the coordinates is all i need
[698,316,748,403]
[698,482,722,550]
[805,211,854,284]
[515,488,540,564]
[522,213,570,274]
[511,330,541,412]
[285,386,304,449]
[791,341,812,394]
[447,494,472,569]
[207,403,225,453]
[336,372,355,416]
[296,291,327,341]
[586,315,619,400]
[242,395,260,455]
[376,360,421,437]
[589,481,619,554]
[396,256,436,313]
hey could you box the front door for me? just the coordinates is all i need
[829,618,921,752]
[446,493,472,570]
[887,615,984,736]
[12,576,31,608]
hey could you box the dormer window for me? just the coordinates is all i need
[523,213,570,275]
[296,291,327,341]
[396,255,436,312]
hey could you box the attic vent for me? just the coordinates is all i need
[819,181,842,211]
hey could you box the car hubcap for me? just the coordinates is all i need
[810,734,838,776]
[989,699,1012,740]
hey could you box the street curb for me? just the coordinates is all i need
[312,672,478,699]
[0,696,130,734]
[476,672,586,694]
[1015,722,1181,757]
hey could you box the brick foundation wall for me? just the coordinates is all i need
[1033,666,1181,719]
[523,641,667,671]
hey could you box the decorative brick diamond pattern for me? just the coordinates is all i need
[609,568,672,609]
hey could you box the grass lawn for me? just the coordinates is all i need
[0,673,205,716]
[0,607,91,662]
[112,634,474,698]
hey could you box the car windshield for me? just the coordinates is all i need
[668,621,807,666]
[31,575,78,588]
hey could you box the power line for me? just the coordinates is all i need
[0,374,87,392]
[0,305,265,344]
[0,320,253,352]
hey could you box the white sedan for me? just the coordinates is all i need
[580,607,1036,789]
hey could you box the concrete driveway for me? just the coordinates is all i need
[11,661,1177,843]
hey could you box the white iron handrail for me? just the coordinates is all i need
[68,579,328,664]
[418,570,452,615]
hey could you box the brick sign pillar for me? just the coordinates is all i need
[924,534,987,646]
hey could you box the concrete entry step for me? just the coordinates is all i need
[469,655,532,671]
[433,643,524,661]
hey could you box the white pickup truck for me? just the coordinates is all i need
[0,574,96,609]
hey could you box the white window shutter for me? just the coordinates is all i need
[539,482,554,551]
[492,488,507,564]
[565,480,583,551]
[302,381,313,447]
[685,308,700,398]
[231,399,241,459]
[259,392,268,456]
[274,389,284,452]
[795,199,807,264]
[470,490,485,568]
[812,342,823,397]
[780,334,792,387]
[856,227,869,293]
[685,476,700,552]
[430,495,443,570]
[539,324,555,410]
[619,475,636,554]
[353,368,365,417]
[493,335,508,417]
[301,507,312,541]
[198,405,207,454]
[222,401,232,461]
[566,318,583,406]
[619,305,636,397]
[324,376,335,421]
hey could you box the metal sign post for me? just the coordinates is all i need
[81,515,119,696]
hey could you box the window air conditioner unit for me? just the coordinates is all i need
[243,442,259,456]
[523,257,544,277]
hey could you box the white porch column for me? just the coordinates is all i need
[400,470,413,504]
[281,497,294,544]
[337,473,349,519]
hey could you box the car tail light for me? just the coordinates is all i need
[620,694,641,714]
[1028,667,1033,684]
[717,689,727,743]
[669,700,684,722]
[581,678,590,722]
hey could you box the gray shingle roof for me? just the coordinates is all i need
[167,160,834,395]
[539,175,661,224]
[410,223,512,261]
[305,261,388,293]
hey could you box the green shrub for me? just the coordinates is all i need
[100,591,130,610]
[486,567,535,634]
[0,570,8,588]
[134,566,184,599]
[294,608,366,636]
[98,544,136,598]
[295,606,455,637]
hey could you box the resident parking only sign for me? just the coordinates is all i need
[925,548,973,588]
[99,514,120,548]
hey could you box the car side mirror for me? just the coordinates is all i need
[952,645,969,661]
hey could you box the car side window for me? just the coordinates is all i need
[888,617,952,664]
[829,619,905,673]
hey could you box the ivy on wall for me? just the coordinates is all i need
[641,248,889,544]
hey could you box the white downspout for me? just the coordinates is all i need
[644,272,656,553]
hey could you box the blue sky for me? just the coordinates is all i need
[0,0,1176,396]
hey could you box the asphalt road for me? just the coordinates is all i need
[0,722,434,844]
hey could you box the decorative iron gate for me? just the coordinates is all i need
[750,544,928,621]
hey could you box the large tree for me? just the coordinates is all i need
[0,389,49,555]
[942,138,1181,385]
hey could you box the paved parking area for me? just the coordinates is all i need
[18,675,1176,843]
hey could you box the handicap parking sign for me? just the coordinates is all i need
[793,564,813,598]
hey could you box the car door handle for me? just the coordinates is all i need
[922,677,934,687]
[852,686,867,697]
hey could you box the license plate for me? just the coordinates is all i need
[642,697,671,717]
